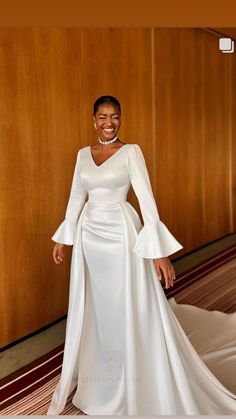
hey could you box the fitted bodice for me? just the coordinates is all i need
[79,144,132,204]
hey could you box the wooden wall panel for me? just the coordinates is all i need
[0,28,83,347]
[230,53,236,231]
[202,30,232,241]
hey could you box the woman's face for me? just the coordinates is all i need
[93,103,121,141]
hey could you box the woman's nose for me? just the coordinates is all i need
[106,117,113,125]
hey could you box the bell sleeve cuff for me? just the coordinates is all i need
[51,218,77,246]
[132,220,184,259]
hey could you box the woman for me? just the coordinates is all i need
[47,95,236,415]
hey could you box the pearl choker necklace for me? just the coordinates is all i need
[98,136,118,145]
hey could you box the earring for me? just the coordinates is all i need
[94,123,97,130]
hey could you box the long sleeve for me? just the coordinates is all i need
[127,144,183,258]
[51,149,87,245]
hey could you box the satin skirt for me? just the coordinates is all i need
[72,202,126,413]
[68,201,236,415]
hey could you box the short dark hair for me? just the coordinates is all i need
[93,95,121,115]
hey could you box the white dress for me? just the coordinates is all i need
[47,143,236,415]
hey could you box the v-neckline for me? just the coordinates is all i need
[89,144,129,168]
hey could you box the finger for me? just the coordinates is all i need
[162,266,170,289]
[172,273,176,286]
[167,267,172,288]
[53,249,58,264]
[168,265,175,286]
[56,254,61,264]
[57,251,63,263]
[154,261,162,278]
[172,269,176,286]
[54,249,62,264]
[156,265,162,277]
[54,253,60,264]
[168,268,173,286]
[171,270,175,286]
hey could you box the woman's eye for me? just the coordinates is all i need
[98,115,120,120]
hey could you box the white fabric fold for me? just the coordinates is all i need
[133,220,184,258]
[51,219,77,246]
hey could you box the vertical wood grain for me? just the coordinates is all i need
[0,28,83,347]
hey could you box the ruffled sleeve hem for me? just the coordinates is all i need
[132,220,183,259]
[51,219,77,246]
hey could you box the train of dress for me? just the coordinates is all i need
[169,297,236,395]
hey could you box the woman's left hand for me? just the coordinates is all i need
[153,257,176,289]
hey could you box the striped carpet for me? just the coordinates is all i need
[1,249,235,415]
[0,345,83,415]
[174,257,236,313]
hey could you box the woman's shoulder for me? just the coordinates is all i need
[126,144,146,164]
[79,145,90,151]
[127,143,143,154]
[130,143,141,148]
[76,145,90,156]
[125,143,141,148]
[122,143,141,151]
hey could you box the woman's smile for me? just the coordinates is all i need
[102,127,116,134]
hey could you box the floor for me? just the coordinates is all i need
[1,233,235,380]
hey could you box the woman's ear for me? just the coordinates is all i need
[93,117,97,129]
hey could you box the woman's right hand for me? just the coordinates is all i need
[53,243,65,264]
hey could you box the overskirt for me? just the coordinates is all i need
[47,200,236,415]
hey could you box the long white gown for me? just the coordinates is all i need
[47,143,236,415]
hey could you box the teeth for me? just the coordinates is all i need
[104,128,114,132]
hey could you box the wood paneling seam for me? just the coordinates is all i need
[151,27,157,193]
[202,33,206,241]
[79,30,85,146]
[228,57,233,231]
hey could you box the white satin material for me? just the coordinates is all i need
[169,298,236,396]
[47,144,236,415]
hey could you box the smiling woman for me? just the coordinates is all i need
[47,95,236,416]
